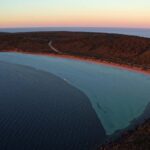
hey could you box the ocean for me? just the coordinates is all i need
[0,27,150,38]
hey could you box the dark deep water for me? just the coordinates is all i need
[0,61,106,150]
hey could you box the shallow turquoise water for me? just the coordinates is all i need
[0,52,150,135]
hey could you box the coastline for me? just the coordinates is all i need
[0,31,150,76]
[1,50,150,76]
[1,50,150,149]
[0,31,150,149]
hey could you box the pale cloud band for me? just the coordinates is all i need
[0,0,150,28]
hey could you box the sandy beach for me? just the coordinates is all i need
[3,50,150,76]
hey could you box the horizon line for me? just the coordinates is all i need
[0,26,150,30]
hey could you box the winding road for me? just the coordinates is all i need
[48,41,62,54]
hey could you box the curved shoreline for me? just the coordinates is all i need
[1,51,150,149]
[1,50,150,76]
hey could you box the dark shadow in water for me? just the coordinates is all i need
[0,61,106,150]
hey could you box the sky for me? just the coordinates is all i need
[0,0,150,28]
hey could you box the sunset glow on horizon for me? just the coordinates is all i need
[1,0,150,28]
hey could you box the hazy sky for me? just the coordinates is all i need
[1,0,150,28]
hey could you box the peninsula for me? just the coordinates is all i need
[0,31,150,73]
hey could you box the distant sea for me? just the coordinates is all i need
[0,27,150,38]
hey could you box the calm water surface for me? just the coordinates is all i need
[0,53,150,133]
[0,52,150,149]
[0,61,105,150]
